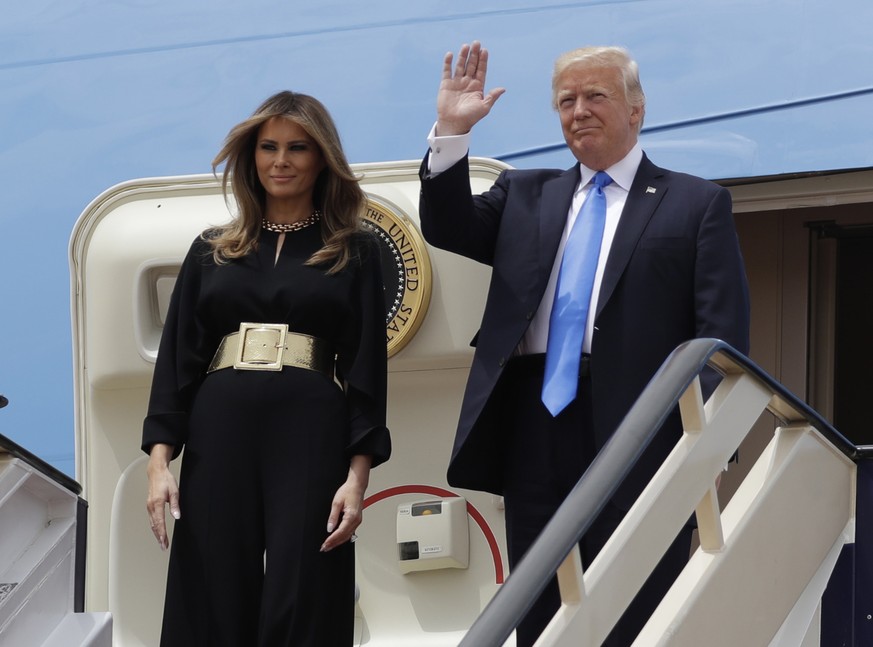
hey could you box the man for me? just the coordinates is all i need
[419,42,750,645]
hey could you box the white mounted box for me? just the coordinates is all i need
[396,498,470,574]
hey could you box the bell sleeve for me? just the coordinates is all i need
[141,237,212,459]
[336,233,392,467]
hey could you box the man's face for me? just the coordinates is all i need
[555,63,642,170]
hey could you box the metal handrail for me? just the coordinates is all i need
[459,337,866,647]
[0,429,83,496]
[0,394,82,495]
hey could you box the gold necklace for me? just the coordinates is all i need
[262,210,321,233]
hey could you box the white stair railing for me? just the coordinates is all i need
[459,339,859,647]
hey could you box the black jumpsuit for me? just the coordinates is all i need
[142,225,391,646]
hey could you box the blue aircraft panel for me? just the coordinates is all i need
[1,0,872,475]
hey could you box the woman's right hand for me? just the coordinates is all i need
[146,443,180,551]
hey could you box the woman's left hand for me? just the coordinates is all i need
[321,455,372,552]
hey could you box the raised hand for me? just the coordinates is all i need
[436,41,506,136]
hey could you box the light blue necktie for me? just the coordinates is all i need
[542,171,612,416]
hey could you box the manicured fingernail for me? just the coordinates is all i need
[326,522,335,533]
[172,510,181,520]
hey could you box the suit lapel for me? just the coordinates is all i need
[596,155,667,318]
[538,165,580,280]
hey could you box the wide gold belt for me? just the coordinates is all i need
[207,323,334,378]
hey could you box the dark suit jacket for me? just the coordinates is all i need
[419,153,750,509]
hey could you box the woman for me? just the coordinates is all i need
[143,91,390,646]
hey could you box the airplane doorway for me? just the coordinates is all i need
[809,221,873,445]
[722,168,873,501]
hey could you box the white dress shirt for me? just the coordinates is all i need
[426,125,643,355]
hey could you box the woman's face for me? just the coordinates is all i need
[255,116,325,211]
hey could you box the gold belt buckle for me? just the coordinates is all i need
[233,322,288,371]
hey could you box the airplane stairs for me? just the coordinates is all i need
[0,416,111,647]
[460,339,871,647]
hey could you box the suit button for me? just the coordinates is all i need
[498,357,506,367]
[525,311,534,321]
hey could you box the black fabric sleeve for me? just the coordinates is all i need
[141,237,211,459]
[336,233,391,467]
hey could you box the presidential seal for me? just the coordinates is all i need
[361,196,432,357]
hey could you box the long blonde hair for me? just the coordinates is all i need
[209,91,365,273]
